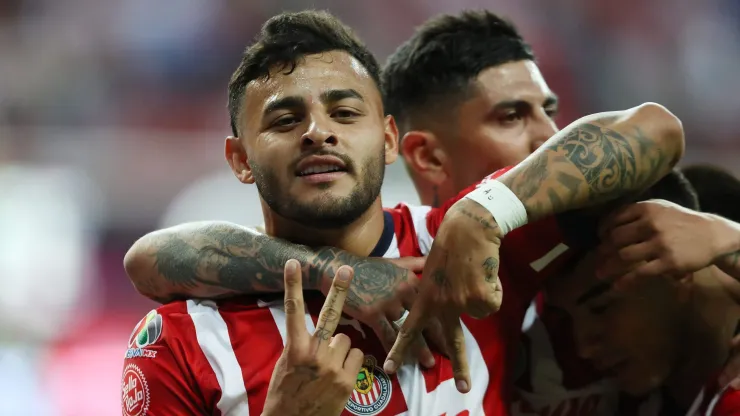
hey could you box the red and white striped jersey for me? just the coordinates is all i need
[687,373,740,416]
[120,168,575,416]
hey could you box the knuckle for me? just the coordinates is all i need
[320,308,341,323]
[284,298,301,314]
[332,333,351,345]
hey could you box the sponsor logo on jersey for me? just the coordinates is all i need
[345,355,392,416]
[125,348,158,359]
[128,310,163,349]
[122,364,150,416]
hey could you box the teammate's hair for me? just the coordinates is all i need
[635,168,700,211]
[560,169,699,248]
[681,164,740,222]
[227,10,381,137]
[381,10,535,132]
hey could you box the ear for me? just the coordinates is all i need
[400,130,449,186]
[225,136,254,184]
[383,115,400,165]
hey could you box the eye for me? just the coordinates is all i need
[500,111,524,124]
[331,108,360,119]
[272,115,301,129]
[545,107,559,118]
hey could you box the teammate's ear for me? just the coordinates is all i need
[400,131,448,186]
[383,115,399,165]
[225,136,254,184]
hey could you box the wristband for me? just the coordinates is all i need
[464,180,528,235]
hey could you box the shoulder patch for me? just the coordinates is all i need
[128,310,164,349]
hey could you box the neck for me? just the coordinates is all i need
[666,268,740,408]
[261,198,386,256]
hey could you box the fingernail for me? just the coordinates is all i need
[383,360,396,373]
[338,267,351,282]
[423,355,435,368]
[456,379,468,392]
[286,259,297,273]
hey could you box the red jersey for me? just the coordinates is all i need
[687,373,740,416]
[120,168,575,416]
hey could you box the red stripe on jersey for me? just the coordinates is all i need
[387,206,424,258]
[217,296,286,415]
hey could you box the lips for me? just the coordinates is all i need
[295,155,348,176]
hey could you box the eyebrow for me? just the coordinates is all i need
[263,96,306,116]
[576,281,612,305]
[492,95,560,112]
[320,88,364,104]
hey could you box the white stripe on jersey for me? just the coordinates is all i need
[405,205,434,255]
[529,243,569,272]
[187,299,250,415]
[384,234,401,259]
[267,304,317,346]
[395,322,488,416]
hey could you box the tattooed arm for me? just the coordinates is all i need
[123,221,412,305]
[495,102,684,237]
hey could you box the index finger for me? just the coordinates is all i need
[284,259,307,342]
[383,297,431,374]
[313,266,354,343]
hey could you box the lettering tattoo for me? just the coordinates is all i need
[451,205,500,231]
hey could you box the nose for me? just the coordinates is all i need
[530,114,558,152]
[301,116,338,149]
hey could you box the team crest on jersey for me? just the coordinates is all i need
[122,364,150,416]
[128,310,163,349]
[345,355,392,416]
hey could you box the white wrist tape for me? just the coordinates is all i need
[464,180,528,235]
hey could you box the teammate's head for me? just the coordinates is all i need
[382,10,558,204]
[682,164,740,222]
[225,10,398,229]
[545,170,700,396]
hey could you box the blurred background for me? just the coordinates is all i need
[1,0,739,414]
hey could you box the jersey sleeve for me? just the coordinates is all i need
[121,308,207,416]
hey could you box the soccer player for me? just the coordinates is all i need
[122,10,684,415]
[546,171,740,415]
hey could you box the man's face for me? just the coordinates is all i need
[448,60,559,192]
[230,51,398,228]
[545,251,688,396]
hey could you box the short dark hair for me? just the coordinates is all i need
[636,168,700,211]
[381,10,535,131]
[227,10,382,137]
[560,169,699,249]
[682,164,740,222]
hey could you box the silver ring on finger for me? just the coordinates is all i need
[393,309,409,329]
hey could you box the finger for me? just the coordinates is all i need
[329,333,352,367]
[599,204,643,234]
[383,300,431,374]
[596,242,656,280]
[397,292,435,368]
[423,318,450,358]
[613,260,668,290]
[442,313,470,393]
[344,348,365,377]
[284,259,307,342]
[604,221,652,249]
[373,317,398,354]
[314,266,354,344]
[388,256,427,273]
